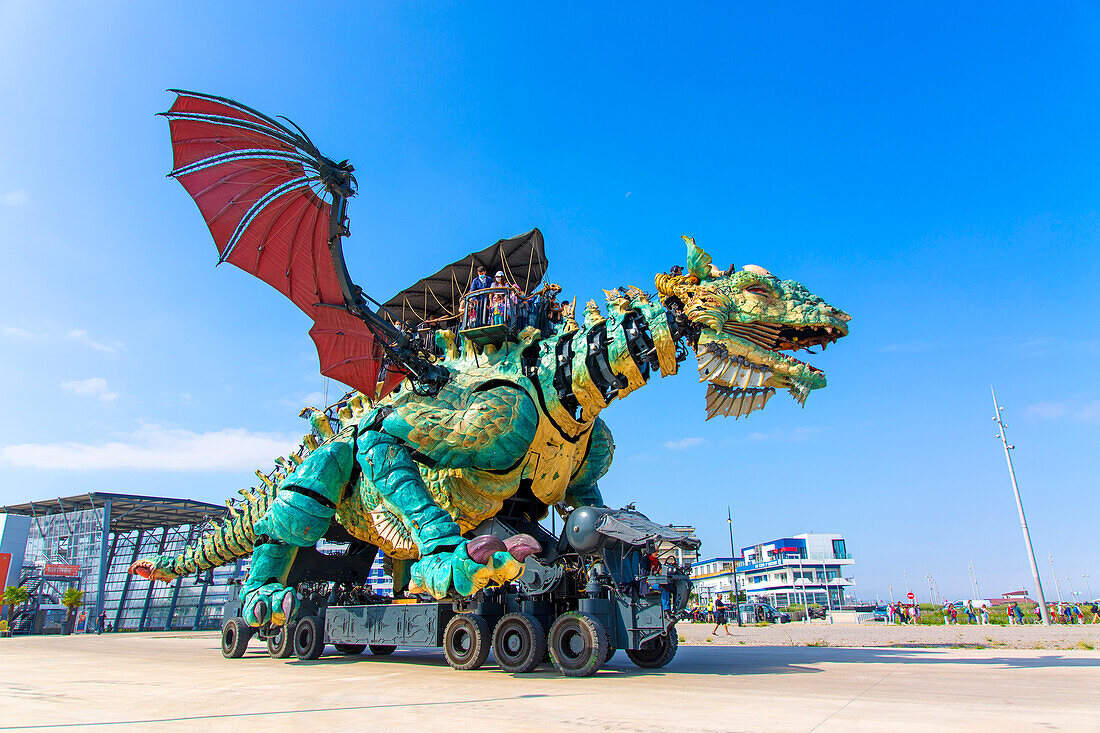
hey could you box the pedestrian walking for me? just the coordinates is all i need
[980,605,990,625]
[711,593,732,635]
[96,610,106,635]
[965,601,977,625]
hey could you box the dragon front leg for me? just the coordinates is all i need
[356,429,538,600]
[241,440,355,627]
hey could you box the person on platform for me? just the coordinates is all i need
[488,271,521,326]
[965,600,977,625]
[466,265,494,327]
[711,593,732,636]
[471,265,493,292]
[96,610,106,634]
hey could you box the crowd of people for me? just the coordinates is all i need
[882,599,1100,625]
[463,264,566,331]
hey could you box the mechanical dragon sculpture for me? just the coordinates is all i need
[130,91,850,629]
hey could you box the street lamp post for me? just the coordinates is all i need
[1049,554,1064,605]
[1084,573,1093,602]
[726,507,743,627]
[992,388,1050,625]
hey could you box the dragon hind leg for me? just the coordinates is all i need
[241,440,355,626]
[356,429,540,599]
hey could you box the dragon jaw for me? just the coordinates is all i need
[657,238,850,421]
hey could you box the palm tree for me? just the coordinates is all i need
[61,588,85,635]
[2,586,30,631]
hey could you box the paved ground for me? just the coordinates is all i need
[2,629,1099,732]
[678,620,1100,649]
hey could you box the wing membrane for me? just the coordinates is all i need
[163,90,405,398]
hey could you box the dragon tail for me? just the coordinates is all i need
[127,393,371,584]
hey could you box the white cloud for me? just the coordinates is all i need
[0,423,300,472]
[663,437,708,450]
[3,327,40,338]
[1,190,29,207]
[744,426,820,442]
[302,391,325,406]
[1025,399,1100,423]
[67,329,121,354]
[61,377,119,403]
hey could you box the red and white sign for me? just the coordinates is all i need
[0,553,10,586]
[43,563,81,578]
[907,592,915,600]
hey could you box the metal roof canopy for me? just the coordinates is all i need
[1,492,224,533]
[381,228,548,325]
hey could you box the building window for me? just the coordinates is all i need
[832,539,847,559]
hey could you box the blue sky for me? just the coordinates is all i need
[1,3,1098,602]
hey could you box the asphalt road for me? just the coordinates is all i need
[1,632,1098,732]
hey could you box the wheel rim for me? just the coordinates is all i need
[295,623,312,650]
[451,625,472,660]
[555,625,587,666]
[223,624,237,652]
[499,624,527,663]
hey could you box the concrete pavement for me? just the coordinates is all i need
[1,632,1098,731]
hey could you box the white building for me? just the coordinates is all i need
[693,533,854,608]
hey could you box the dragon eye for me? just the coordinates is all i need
[746,285,769,296]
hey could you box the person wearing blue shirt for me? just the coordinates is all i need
[467,265,493,326]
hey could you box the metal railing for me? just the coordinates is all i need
[458,287,557,336]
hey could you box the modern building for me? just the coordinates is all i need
[0,492,394,633]
[693,532,854,608]
[655,525,699,567]
[691,556,740,603]
[1,493,234,633]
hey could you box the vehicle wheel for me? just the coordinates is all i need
[266,623,295,658]
[333,643,366,655]
[221,618,253,658]
[369,644,397,656]
[625,631,678,669]
[293,615,325,660]
[603,642,617,664]
[548,612,608,677]
[491,612,547,673]
[443,614,491,671]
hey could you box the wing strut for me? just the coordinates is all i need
[162,90,447,396]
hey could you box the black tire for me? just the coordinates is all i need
[603,642,617,664]
[625,632,678,669]
[293,615,325,660]
[369,644,397,656]
[222,618,253,658]
[548,612,608,677]
[333,643,366,655]
[266,623,295,658]
[443,613,491,671]
[491,612,547,674]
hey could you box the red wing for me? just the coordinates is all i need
[163,90,405,399]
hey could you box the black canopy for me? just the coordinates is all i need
[381,228,548,325]
[595,511,702,549]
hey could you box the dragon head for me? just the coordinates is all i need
[656,237,850,420]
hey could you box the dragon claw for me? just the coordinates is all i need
[467,535,507,563]
[408,534,540,600]
[504,534,540,561]
[242,583,297,627]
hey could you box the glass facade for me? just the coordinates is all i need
[100,526,242,631]
[12,496,242,632]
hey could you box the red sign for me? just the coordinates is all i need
[43,563,80,578]
[0,553,10,586]
[907,592,915,600]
